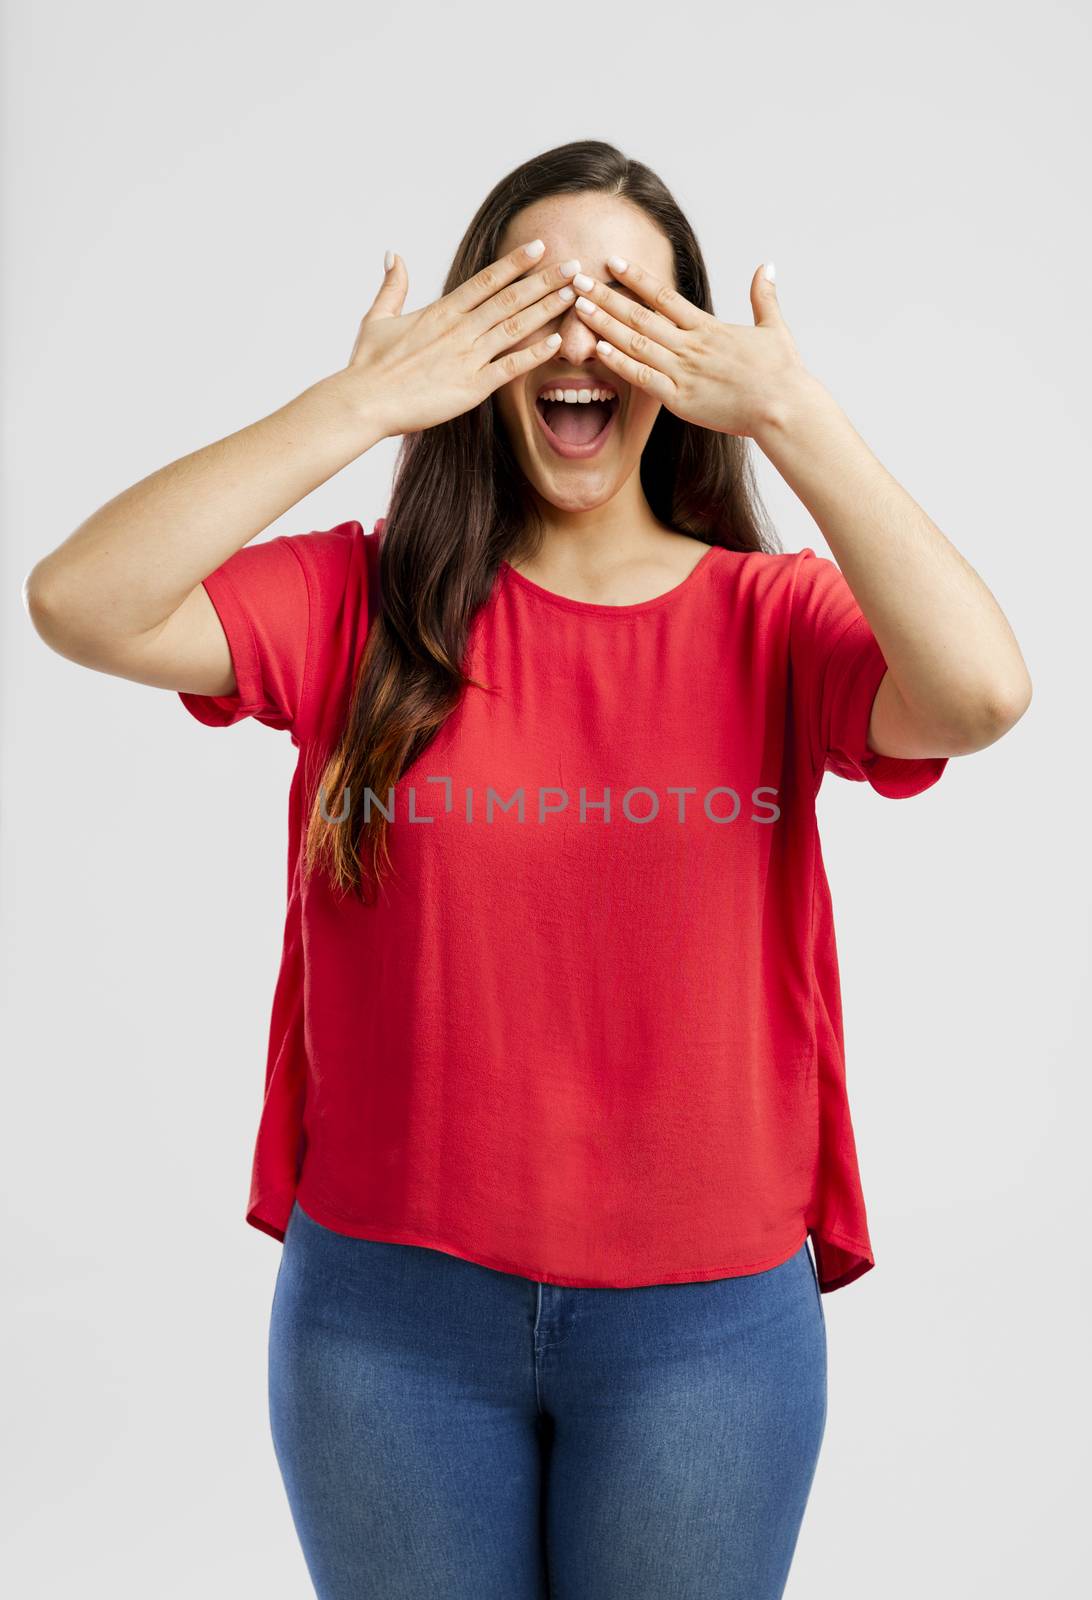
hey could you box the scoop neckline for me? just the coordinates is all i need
[498,544,721,616]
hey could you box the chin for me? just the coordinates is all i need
[531,468,618,510]
[528,460,618,502]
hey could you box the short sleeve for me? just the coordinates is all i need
[789,547,949,799]
[178,535,310,735]
[178,519,382,744]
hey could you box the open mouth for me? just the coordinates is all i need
[533,393,620,459]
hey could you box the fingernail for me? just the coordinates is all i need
[559,259,581,277]
[384,250,395,272]
[764,261,776,283]
[572,273,595,293]
[523,239,546,259]
[558,285,575,302]
[608,255,628,274]
[545,332,562,347]
[575,296,596,314]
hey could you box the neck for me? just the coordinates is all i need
[521,484,674,578]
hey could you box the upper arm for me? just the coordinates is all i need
[27,532,314,732]
[106,580,239,697]
[29,519,379,742]
[866,666,961,760]
[25,559,237,695]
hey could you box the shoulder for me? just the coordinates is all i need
[279,518,385,646]
[705,542,814,613]
[281,517,382,594]
[716,544,856,625]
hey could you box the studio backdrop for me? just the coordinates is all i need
[2,1,1087,1596]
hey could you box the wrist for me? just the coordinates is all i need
[751,369,841,454]
[314,367,390,453]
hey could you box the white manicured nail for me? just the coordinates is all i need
[523,239,546,258]
[764,261,776,283]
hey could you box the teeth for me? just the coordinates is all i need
[538,388,617,404]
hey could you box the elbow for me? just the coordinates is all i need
[22,556,70,643]
[950,672,1033,754]
[23,560,61,644]
[987,669,1033,737]
[23,556,94,657]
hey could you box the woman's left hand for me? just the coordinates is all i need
[571,260,814,440]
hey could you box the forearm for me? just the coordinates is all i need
[25,369,384,639]
[753,373,1033,742]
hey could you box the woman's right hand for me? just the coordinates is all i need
[339,240,579,439]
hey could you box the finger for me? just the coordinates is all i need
[362,250,408,322]
[443,238,555,319]
[571,291,679,382]
[597,257,704,333]
[466,255,580,344]
[475,282,577,363]
[590,336,674,407]
[569,272,687,357]
[750,261,782,327]
[482,330,563,395]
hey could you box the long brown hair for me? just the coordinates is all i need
[303,139,781,904]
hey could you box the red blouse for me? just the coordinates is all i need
[179,519,948,1292]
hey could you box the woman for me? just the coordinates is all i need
[24,140,1032,1598]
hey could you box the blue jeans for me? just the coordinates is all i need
[268,1199,827,1599]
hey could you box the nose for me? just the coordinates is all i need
[550,301,600,363]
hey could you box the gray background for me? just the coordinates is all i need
[3,0,1088,1593]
